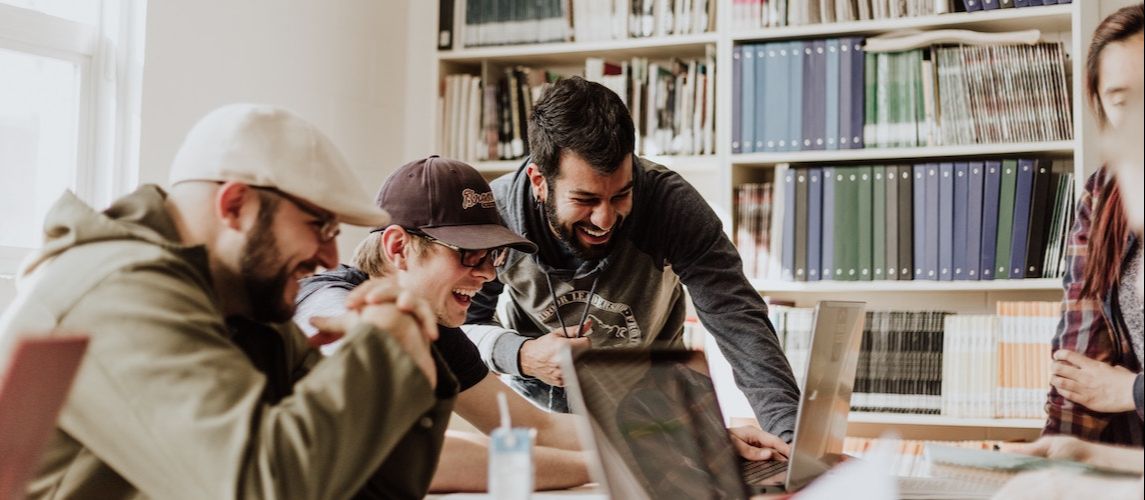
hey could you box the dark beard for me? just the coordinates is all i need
[543,186,620,261]
[239,212,295,323]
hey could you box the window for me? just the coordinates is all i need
[0,0,145,275]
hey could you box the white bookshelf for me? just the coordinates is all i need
[434,1,1100,441]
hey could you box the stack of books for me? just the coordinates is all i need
[439,53,717,163]
[733,40,1072,153]
[734,159,1076,282]
[767,301,1059,418]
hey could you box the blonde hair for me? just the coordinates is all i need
[352,229,427,277]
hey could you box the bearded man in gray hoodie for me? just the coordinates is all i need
[463,77,801,452]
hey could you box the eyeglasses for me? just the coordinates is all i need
[412,231,509,268]
[252,186,341,242]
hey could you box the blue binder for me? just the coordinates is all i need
[808,168,823,281]
[913,164,927,280]
[925,163,940,280]
[788,41,804,152]
[952,163,969,280]
[980,161,1003,280]
[849,38,866,150]
[825,38,841,151]
[838,39,853,151]
[754,44,768,153]
[1008,158,1036,279]
[782,169,796,280]
[965,161,985,280]
[732,45,743,154]
[741,44,756,153]
[822,167,836,280]
[939,163,954,281]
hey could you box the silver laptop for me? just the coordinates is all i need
[562,300,866,499]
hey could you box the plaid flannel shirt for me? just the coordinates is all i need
[1043,167,1144,445]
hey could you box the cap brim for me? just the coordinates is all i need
[334,206,390,228]
[421,224,538,253]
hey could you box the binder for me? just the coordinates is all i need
[912,164,927,280]
[826,38,841,151]
[1023,159,1054,278]
[822,167,836,280]
[925,163,940,280]
[980,161,1003,280]
[859,166,874,280]
[755,44,769,152]
[1008,158,1036,279]
[994,159,1019,280]
[741,44,756,153]
[885,165,900,280]
[795,169,809,281]
[898,167,913,279]
[809,40,828,150]
[732,45,743,154]
[953,163,970,280]
[965,162,986,280]
[873,166,887,280]
[849,38,866,149]
[838,38,853,151]
[808,168,823,281]
[788,41,805,152]
[837,168,858,280]
[939,163,954,281]
[782,168,797,280]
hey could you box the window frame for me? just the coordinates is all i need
[0,0,144,276]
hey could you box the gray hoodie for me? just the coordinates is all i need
[464,157,799,440]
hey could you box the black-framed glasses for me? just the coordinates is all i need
[251,186,340,242]
[411,230,509,268]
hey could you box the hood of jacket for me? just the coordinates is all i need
[21,185,208,279]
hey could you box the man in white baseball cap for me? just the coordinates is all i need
[0,103,457,499]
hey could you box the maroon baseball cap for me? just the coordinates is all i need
[375,156,537,253]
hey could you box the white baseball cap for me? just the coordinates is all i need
[168,103,389,227]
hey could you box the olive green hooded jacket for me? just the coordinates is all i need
[0,185,456,499]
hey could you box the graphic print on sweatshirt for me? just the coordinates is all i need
[537,290,643,346]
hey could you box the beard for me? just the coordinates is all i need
[543,185,623,261]
[239,216,296,323]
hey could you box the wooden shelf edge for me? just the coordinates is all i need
[750,278,1062,293]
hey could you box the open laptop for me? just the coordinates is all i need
[562,300,866,499]
[0,336,89,500]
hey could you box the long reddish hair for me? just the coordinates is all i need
[1080,4,1143,299]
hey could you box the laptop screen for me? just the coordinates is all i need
[566,349,750,500]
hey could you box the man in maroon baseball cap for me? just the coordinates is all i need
[295,156,589,493]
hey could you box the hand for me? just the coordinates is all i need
[311,306,437,387]
[518,322,592,386]
[346,277,439,344]
[728,426,790,461]
[1050,350,1137,412]
[1001,435,1092,463]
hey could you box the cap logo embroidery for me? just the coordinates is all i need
[461,188,496,209]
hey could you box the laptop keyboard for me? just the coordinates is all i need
[742,459,788,484]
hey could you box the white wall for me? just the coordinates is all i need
[0,1,416,310]
[139,0,413,261]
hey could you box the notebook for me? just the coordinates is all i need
[0,336,89,500]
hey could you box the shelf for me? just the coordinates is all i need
[750,278,1062,293]
[848,412,1043,429]
[437,33,719,65]
[731,140,1076,166]
[731,4,1072,42]
[473,155,719,174]
[472,159,523,174]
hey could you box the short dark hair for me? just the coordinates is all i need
[528,76,635,181]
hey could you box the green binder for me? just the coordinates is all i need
[994,159,1019,280]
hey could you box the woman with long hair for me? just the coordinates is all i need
[1043,3,1144,446]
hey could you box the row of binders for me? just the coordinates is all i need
[439,0,714,49]
[734,159,1076,282]
[438,55,717,163]
[733,40,1072,153]
[771,302,1057,419]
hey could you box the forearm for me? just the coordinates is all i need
[429,431,590,492]
[534,412,584,450]
[462,323,531,376]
